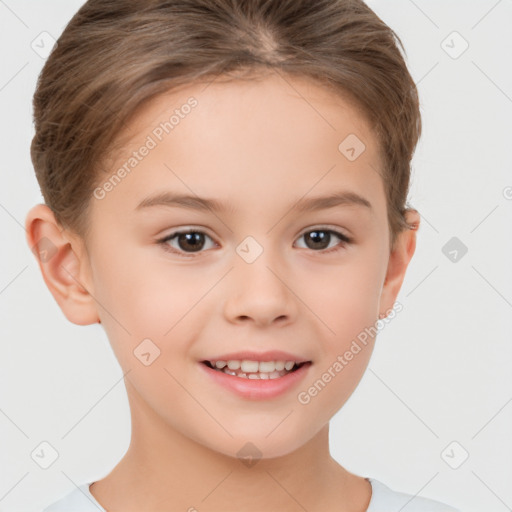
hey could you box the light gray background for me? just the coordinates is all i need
[1,1,511,511]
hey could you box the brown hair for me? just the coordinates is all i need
[30,0,421,249]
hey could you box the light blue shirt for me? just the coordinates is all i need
[40,478,460,511]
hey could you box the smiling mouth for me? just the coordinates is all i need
[201,360,309,379]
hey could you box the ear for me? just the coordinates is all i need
[378,209,420,318]
[25,204,100,325]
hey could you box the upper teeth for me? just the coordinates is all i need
[212,360,297,373]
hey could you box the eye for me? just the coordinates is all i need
[295,227,351,254]
[156,226,352,258]
[157,229,217,258]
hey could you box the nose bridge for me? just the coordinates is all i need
[223,234,296,325]
[235,231,287,283]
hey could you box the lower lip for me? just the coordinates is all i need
[198,362,312,400]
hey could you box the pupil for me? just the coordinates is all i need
[306,230,329,250]
[179,232,204,252]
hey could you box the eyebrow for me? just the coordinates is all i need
[135,190,372,213]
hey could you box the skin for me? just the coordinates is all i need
[26,71,419,512]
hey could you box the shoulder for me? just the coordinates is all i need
[39,478,461,512]
[367,478,460,512]
[40,483,106,512]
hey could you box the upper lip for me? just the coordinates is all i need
[201,350,311,363]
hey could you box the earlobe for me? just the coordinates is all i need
[25,204,100,326]
[378,209,420,318]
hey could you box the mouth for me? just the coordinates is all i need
[200,360,310,380]
[198,358,313,400]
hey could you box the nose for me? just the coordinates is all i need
[222,247,298,327]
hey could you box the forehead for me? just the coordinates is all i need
[94,72,386,220]
[110,71,380,161]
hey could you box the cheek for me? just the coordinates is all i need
[92,242,189,320]
[299,251,384,344]
[298,345,373,429]
[90,244,212,364]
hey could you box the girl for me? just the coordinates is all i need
[27,1,460,510]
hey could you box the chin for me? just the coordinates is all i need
[208,432,309,462]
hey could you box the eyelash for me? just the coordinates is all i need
[156,226,352,258]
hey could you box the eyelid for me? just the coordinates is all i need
[158,225,215,239]
[297,224,351,241]
[157,225,352,243]
[157,226,217,247]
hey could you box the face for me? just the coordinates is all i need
[63,73,406,459]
